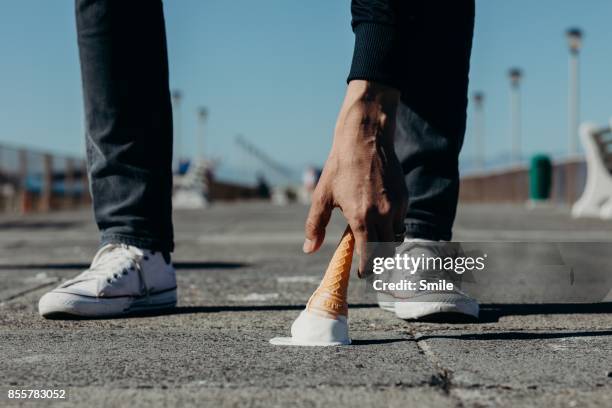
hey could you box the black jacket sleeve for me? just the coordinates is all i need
[347,0,400,88]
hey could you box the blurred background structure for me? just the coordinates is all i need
[471,92,486,171]
[0,143,89,213]
[508,67,523,165]
[0,0,611,213]
[566,27,583,156]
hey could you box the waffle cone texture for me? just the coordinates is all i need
[305,226,355,319]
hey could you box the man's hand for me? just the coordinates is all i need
[303,80,407,276]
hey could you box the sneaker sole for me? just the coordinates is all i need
[38,289,177,318]
[377,292,479,320]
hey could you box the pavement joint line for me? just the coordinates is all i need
[183,383,447,390]
[410,324,612,334]
[18,383,456,393]
[410,329,612,396]
[0,279,59,302]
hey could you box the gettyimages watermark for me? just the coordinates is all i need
[363,241,482,298]
[370,249,487,292]
[358,241,612,303]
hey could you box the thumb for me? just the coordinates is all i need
[303,194,332,254]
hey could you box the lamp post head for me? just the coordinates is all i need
[198,107,208,121]
[566,28,583,54]
[171,90,182,104]
[473,91,484,107]
[508,68,523,88]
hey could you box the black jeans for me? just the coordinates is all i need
[394,1,474,241]
[77,0,174,251]
[75,0,473,250]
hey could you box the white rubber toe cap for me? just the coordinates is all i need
[38,291,129,317]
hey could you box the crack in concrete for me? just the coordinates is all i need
[411,329,465,407]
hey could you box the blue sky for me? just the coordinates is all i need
[1,0,611,181]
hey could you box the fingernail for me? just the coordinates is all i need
[303,238,315,253]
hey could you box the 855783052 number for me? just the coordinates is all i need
[6,389,67,400]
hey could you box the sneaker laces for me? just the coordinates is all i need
[79,243,151,301]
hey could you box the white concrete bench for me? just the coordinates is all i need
[172,159,211,209]
[572,120,612,218]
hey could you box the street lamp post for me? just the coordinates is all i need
[508,68,523,165]
[196,107,208,161]
[566,28,583,156]
[472,92,485,170]
[171,90,183,172]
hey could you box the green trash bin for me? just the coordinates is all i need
[529,154,552,201]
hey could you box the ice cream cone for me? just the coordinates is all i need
[270,226,354,346]
[305,226,354,319]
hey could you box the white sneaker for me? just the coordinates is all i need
[377,239,479,320]
[39,244,177,318]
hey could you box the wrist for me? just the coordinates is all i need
[346,80,400,106]
[334,80,400,145]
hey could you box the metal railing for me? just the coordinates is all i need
[0,144,90,213]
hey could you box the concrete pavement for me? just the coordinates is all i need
[1,203,611,407]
